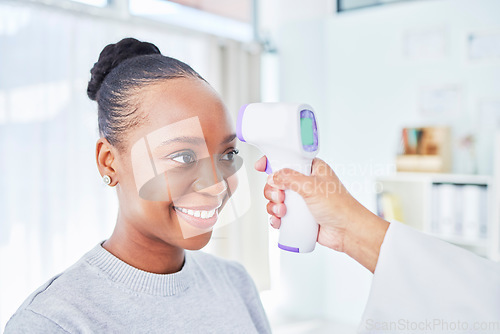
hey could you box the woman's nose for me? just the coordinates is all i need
[195,179,227,197]
[193,157,227,196]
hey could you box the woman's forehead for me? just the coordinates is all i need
[144,78,224,117]
[144,80,229,126]
[127,79,234,150]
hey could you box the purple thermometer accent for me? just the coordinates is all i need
[278,243,299,253]
[236,104,248,142]
[265,158,272,174]
[300,109,319,152]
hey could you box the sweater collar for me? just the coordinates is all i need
[85,241,194,297]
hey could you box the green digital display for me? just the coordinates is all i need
[300,117,314,146]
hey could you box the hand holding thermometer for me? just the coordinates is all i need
[236,103,320,253]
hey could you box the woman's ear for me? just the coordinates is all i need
[96,137,118,186]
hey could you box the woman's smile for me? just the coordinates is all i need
[173,204,221,229]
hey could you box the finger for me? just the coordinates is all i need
[254,156,267,172]
[266,202,287,217]
[264,183,285,203]
[270,215,281,229]
[271,169,311,198]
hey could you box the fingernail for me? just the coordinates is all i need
[271,192,279,202]
[272,205,281,216]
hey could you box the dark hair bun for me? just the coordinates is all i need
[87,38,161,101]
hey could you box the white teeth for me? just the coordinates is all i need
[175,207,217,219]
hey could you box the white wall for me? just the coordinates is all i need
[260,0,500,328]
[325,0,500,323]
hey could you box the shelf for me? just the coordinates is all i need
[376,172,492,185]
[376,172,497,260]
[396,154,450,173]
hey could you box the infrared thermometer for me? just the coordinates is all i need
[236,103,319,253]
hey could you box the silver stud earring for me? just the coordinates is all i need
[103,175,112,186]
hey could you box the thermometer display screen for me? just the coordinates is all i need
[300,118,314,146]
[300,109,318,152]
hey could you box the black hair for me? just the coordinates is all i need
[87,37,206,151]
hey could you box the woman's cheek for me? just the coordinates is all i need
[225,173,239,199]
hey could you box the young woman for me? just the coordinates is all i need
[5,38,271,333]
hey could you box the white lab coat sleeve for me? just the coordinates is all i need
[358,221,500,334]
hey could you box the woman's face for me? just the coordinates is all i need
[113,78,239,250]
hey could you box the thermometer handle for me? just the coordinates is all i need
[278,190,318,253]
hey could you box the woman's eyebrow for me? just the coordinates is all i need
[221,133,236,144]
[158,136,206,146]
[156,133,236,147]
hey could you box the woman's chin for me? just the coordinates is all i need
[181,230,213,250]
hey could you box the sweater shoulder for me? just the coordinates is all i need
[9,248,98,314]
[5,255,91,331]
[5,308,69,333]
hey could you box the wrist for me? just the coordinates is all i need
[343,206,390,273]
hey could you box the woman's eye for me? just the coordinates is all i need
[220,149,239,161]
[169,151,196,164]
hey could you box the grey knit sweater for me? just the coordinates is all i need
[5,242,271,333]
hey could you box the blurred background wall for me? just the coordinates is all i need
[259,0,500,332]
[1,0,500,333]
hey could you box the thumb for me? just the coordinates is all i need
[269,168,312,198]
[310,157,333,178]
